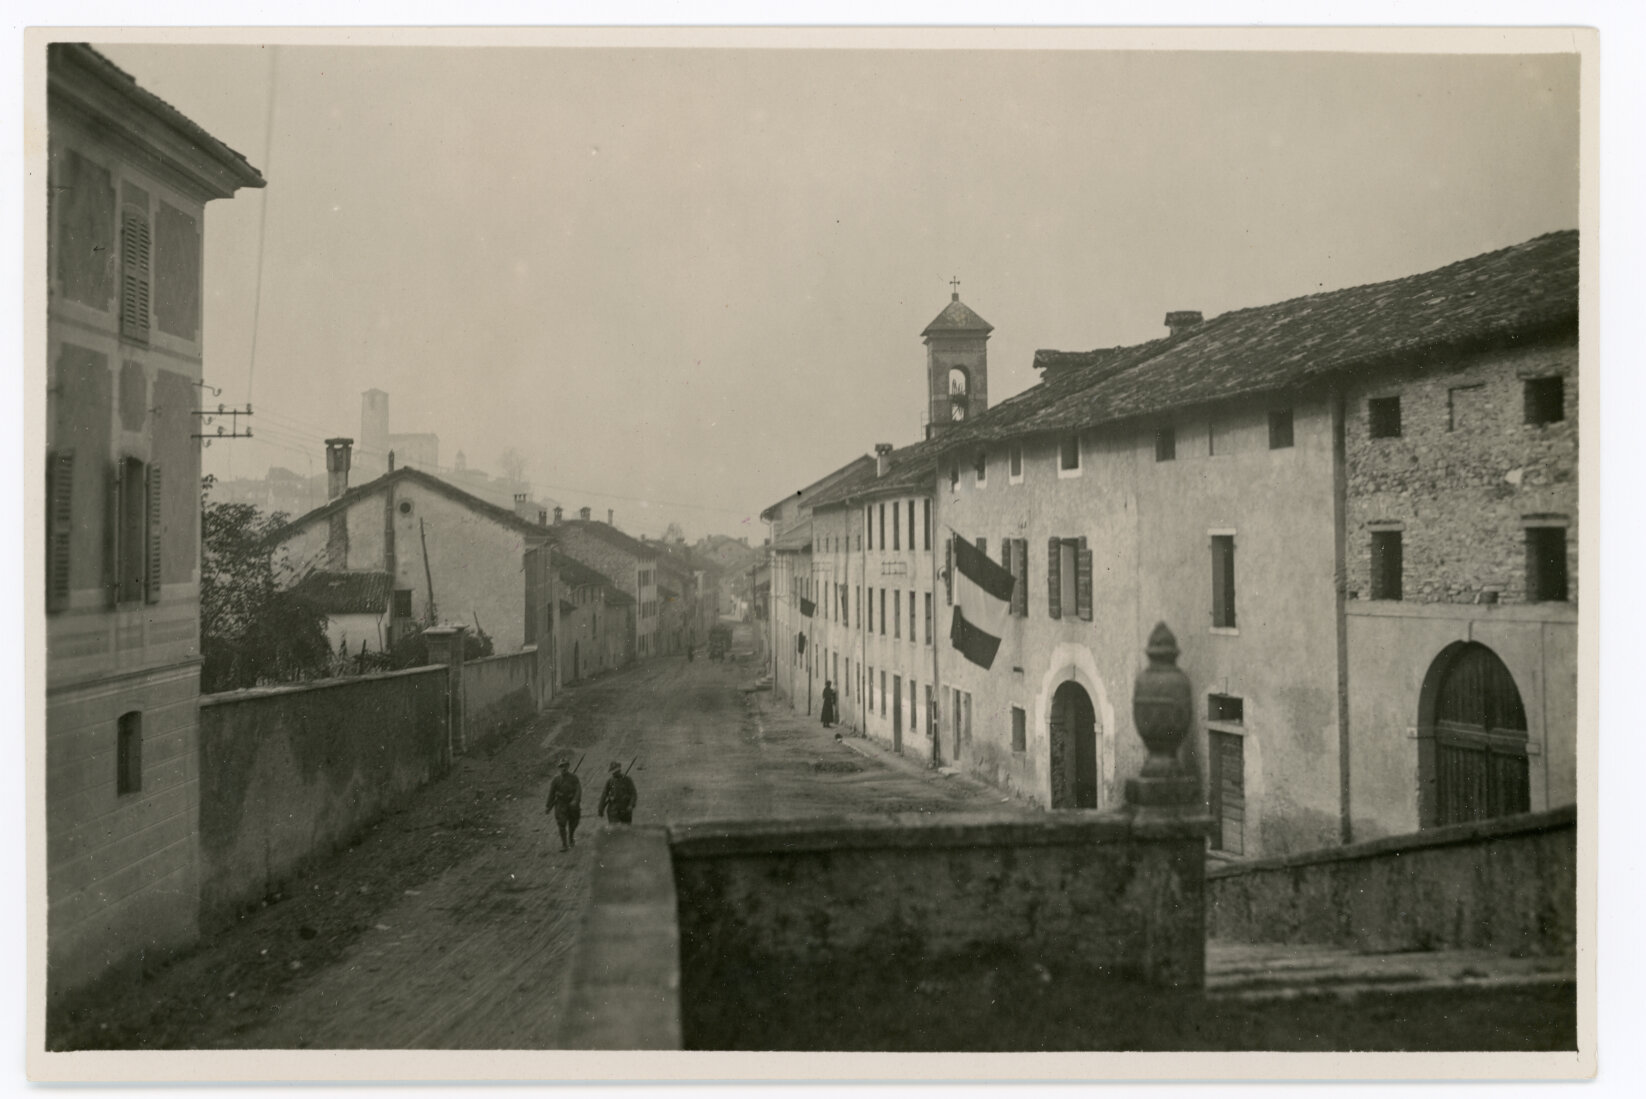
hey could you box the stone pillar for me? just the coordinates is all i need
[1126,622,1200,822]
[423,625,468,762]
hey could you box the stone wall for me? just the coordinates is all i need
[196,666,449,929]
[1344,339,1577,607]
[1206,805,1575,954]
[461,649,538,751]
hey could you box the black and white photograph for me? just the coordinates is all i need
[21,13,1611,1086]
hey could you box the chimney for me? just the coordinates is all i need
[607,509,614,526]
[553,506,564,524]
[1164,310,1203,338]
[324,438,354,500]
[874,442,894,477]
[513,492,534,521]
[538,508,548,526]
[579,506,592,521]
[388,449,396,471]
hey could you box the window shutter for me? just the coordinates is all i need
[47,450,75,612]
[944,538,953,605]
[1014,538,1029,617]
[1076,536,1093,621]
[1047,537,1062,619]
[146,464,163,603]
[120,210,152,343]
[105,461,122,606]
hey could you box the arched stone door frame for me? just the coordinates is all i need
[1416,640,1531,827]
[1035,643,1116,808]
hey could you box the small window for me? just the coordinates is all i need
[908,501,916,552]
[1009,445,1023,479]
[1268,408,1294,449]
[392,589,413,617]
[1526,527,1569,602]
[1059,434,1080,471]
[894,591,901,638]
[974,450,987,484]
[1208,693,1244,724]
[923,499,931,550]
[924,591,933,645]
[880,503,888,550]
[1011,706,1027,753]
[892,502,900,550]
[1368,395,1402,438]
[880,588,887,635]
[1211,535,1236,629]
[1371,531,1403,601]
[1155,426,1176,462]
[116,711,143,795]
[1524,376,1565,426]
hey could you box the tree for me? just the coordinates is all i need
[497,447,528,485]
[200,476,333,692]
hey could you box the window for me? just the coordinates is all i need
[1368,395,1402,438]
[1009,445,1023,480]
[949,462,959,490]
[1011,706,1027,752]
[865,506,873,550]
[1046,536,1090,621]
[894,591,901,638]
[975,450,987,484]
[867,586,874,631]
[923,499,931,550]
[393,589,414,617]
[845,657,852,697]
[1211,535,1237,629]
[880,503,888,550]
[1268,408,1294,449]
[46,449,75,613]
[880,588,887,635]
[116,711,143,795]
[868,666,875,711]
[1059,434,1080,472]
[892,502,900,550]
[1208,693,1244,723]
[1524,376,1565,426]
[1155,426,1176,462]
[855,585,861,627]
[909,591,916,644]
[908,501,916,552]
[1207,413,1221,456]
[115,457,160,604]
[1007,538,1028,617]
[880,670,887,714]
[924,592,933,645]
[1526,526,1569,602]
[1371,530,1403,601]
[120,187,152,344]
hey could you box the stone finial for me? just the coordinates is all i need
[1126,622,1200,814]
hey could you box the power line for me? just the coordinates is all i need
[243,46,279,406]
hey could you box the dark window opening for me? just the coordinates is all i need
[1526,527,1569,602]
[1368,395,1402,438]
[1010,446,1023,478]
[1371,530,1404,601]
[1059,434,1080,471]
[392,589,413,617]
[1524,376,1565,426]
[1155,426,1176,462]
[1211,535,1237,628]
[116,711,143,795]
[1011,706,1027,753]
[1208,693,1244,723]
[923,499,931,550]
[974,450,987,482]
[1268,408,1294,449]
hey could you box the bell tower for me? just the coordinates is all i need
[923,278,993,439]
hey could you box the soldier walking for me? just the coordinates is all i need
[598,761,639,824]
[545,758,583,851]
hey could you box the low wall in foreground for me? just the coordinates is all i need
[557,810,1209,1049]
[1207,805,1576,955]
[461,649,538,752]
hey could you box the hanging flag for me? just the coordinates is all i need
[952,533,1017,603]
[949,606,1002,671]
[799,596,816,618]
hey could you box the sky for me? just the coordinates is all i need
[93,39,1580,541]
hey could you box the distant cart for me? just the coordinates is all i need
[708,625,733,661]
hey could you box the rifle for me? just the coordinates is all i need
[573,753,585,775]
[625,756,639,776]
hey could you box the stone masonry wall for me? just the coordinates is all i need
[1345,339,1577,607]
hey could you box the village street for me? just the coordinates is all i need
[52,623,1009,1050]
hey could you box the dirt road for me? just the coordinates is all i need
[52,626,1003,1050]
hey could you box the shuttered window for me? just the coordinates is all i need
[1208,730,1245,854]
[120,207,152,344]
[1046,537,1062,619]
[1011,538,1028,617]
[1075,536,1093,621]
[1211,535,1237,629]
[114,457,148,604]
[145,464,162,604]
[117,711,144,795]
[47,449,75,612]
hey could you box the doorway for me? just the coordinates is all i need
[1049,680,1099,809]
[1422,642,1530,826]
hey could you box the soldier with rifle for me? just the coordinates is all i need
[545,756,584,851]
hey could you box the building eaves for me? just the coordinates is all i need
[264,467,555,548]
[554,519,658,560]
[922,297,994,337]
[770,520,814,554]
[758,454,878,522]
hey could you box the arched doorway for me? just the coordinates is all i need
[1422,642,1530,827]
[1049,681,1099,809]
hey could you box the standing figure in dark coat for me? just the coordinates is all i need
[545,758,583,851]
[820,680,838,728]
[598,761,639,825]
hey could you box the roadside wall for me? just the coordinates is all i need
[462,649,538,752]
[196,666,449,929]
[1206,805,1575,954]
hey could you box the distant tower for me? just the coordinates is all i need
[361,388,390,467]
[923,278,993,439]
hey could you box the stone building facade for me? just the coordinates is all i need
[44,44,265,1000]
[550,512,660,661]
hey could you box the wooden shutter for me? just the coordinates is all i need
[105,460,122,606]
[1047,537,1062,619]
[1001,539,1014,610]
[47,450,75,612]
[1013,538,1029,617]
[145,464,163,603]
[944,538,953,605]
[120,209,152,343]
[1076,536,1093,621]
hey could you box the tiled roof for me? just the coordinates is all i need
[552,551,613,592]
[554,519,657,560]
[758,454,878,521]
[922,296,994,337]
[266,466,555,548]
[288,570,392,615]
[948,230,1578,449]
[808,433,949,511]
